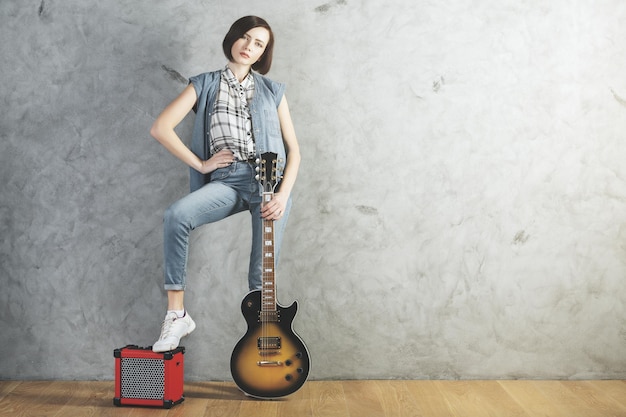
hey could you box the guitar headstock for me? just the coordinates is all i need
[257,152,279,194]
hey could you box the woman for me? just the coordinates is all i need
[149,16,300,353]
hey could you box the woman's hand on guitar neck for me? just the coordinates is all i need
[261,191,288,220]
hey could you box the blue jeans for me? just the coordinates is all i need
[163,161,291,291]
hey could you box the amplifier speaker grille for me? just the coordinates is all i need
[120,357,165,399]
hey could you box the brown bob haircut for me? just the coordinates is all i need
[223,16,274,74]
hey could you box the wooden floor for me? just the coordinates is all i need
[1,380,626,417]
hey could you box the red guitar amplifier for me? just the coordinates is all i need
[114,345,185,408]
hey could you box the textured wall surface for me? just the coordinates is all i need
[2,0,626,381]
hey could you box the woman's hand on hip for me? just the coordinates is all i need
[198,149,234,174]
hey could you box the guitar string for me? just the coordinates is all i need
[261,160,274,369]
[260,159,277,381]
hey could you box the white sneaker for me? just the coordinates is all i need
[152,311,196,353]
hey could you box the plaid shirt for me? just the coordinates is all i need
[209,66,256,161]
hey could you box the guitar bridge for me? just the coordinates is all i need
[258,336,281,349]
[257,361,284,367]
[259,350,280,357]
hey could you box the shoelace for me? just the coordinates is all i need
[158,315,178,340]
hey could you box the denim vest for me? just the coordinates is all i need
[188,70,287,193]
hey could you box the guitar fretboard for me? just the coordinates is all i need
[261,193,277,320]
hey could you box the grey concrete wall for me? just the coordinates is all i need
[2,0,626,381]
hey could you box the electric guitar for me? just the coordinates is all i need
[230,152,310,399]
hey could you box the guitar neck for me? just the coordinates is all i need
[261,192,277,318]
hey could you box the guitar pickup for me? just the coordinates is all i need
[258,337,281,349]
[258,311,279,322]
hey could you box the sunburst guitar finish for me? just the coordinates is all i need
[230,152,310,399]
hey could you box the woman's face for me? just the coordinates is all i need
[230,26,270,66]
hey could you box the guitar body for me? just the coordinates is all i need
[230,289,310,399]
